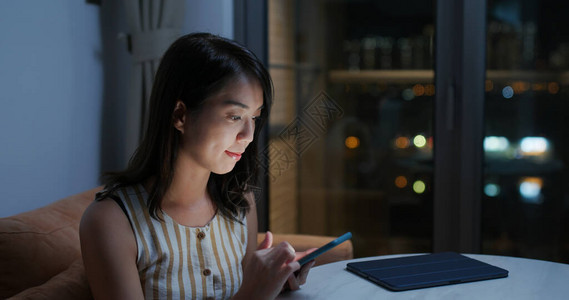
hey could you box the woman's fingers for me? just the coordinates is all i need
[239,242,301,299]
[294,247,318,261]
[297,260,315,285]
[241,239,317,297]
[257,231,273,250]
[272,243,299,281]
[286,272,300,290]
[255,241,298,272]
[283,255,316,291]
[282,260,314,291]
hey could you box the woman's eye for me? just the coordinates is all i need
[229,115,241,121]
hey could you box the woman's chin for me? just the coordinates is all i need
[211,165,236,175]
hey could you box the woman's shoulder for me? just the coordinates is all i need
[80,196,129,233]
[80,195,137,253]
[80,183,143,234]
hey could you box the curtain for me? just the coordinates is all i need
[123,0,185,161]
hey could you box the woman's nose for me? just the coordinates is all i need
[237,118,255,143]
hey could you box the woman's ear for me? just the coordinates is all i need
[173,100,187,134]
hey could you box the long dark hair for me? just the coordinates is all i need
[97,33,273,221]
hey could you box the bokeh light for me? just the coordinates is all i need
[402,88,415,101]
[413,180,426,194]
[512,81,530,94]
[484,183,501,197]
[395,136,410,149]
[520,137,548,155]
[413,84,425,96]
[345,136,360,149]
[502,86,514,99]
[548,82,559,94]
[484,136,510,152]
[519,177,543,203]
[413,135,427,148]
[424,84,435,96]
[395,176,408,188]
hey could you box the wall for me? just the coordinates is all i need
[0,0,234,218]
[0,1,102,217]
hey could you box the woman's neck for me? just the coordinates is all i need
[164,163,210,208]
[156,157,217,227]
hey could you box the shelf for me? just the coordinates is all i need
[329,69,569,84]
[329,70,434,84]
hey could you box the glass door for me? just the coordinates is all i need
[482,0,569,263]
[267,0,435,258]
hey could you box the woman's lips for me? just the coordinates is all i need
[225,150,242,161]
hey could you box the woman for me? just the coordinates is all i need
[80,33,314,299]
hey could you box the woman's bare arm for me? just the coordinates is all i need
[80,199,144,300]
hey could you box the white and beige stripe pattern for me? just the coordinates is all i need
[116,184,247,300]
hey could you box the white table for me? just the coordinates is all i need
[278,254,569,299]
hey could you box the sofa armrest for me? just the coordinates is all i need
[257,233,353,266]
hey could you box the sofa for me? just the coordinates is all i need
[0,187,353,299]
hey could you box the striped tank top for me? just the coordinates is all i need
[115,184,247,300]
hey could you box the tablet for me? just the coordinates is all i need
[346,252,508,291]
[298,232,352,266]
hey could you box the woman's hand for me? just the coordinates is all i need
[282,248,317,291]
[235,231,301,299]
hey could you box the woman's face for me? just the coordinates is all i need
[177,75,264,175]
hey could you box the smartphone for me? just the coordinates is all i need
[297,232,352,266]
